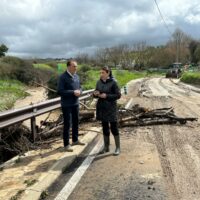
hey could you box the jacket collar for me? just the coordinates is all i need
[100,77,112,83]
[66,70,75,78]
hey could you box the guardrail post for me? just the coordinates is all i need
[83,99,86,110]
[124,85,127,95]
[31,117,37,142]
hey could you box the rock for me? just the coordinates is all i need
[147,180,156,185]
[162,152,167,157]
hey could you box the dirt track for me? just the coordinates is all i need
[14,87,60,128]
[126,77,200,200]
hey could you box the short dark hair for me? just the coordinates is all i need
[101,66,110,73]
[67,59,76,67]
[101,66,113,78]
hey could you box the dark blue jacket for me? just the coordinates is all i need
[57,71,81,107]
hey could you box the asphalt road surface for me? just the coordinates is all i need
[45,77,200,200]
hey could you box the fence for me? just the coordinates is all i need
[0,89,94,141]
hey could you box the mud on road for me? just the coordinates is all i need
[126,77,200,200]
[8,78,199,200]
[44,78,200,200]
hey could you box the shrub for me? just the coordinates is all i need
[1,56,36,84]
[46,62,58,69]
[181,72,200,85]
[0,56,55,85]
[1,56,22,66]
[78,65,92,85]
[80,64,91,72]
[47,74,59,99]
[0,79,27,111]
[0,61,13,77]
[33,68,55,85]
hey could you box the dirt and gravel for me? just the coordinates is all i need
[1,78,200,200]
[46,77,200,200]
[125,77,200,200]
[14,87,60,128]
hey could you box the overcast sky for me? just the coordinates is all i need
[1,0,200,58]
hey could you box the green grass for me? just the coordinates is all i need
[82,69,162,90]
[57,63,67,73]
[113,70,146,87]
[82,70,99,90]
[180,72,200,85]
[33,63,55,72]
[0,79,28,111]
[33,63,83,74]
[33,63,90,75]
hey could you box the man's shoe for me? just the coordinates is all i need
[63,145,73,152]
[72,140,85,146]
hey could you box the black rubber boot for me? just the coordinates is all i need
[113,135,120,156]
[100,135,110,154]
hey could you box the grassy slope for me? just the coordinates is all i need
[33,63,55,72]
[33,63,162,89]
[0,62,165,111]
[0,80,28,111]
[180,72,200,85]
[83,69,162,89]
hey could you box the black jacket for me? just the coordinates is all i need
[95,78,121,122]
[57,71,81,107]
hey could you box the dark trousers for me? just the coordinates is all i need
[62,105,79,147]
[102,121,119,136]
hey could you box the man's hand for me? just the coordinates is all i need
[74,90,81,97]
[99,93,107,98]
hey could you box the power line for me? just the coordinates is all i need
[153,0,172,36]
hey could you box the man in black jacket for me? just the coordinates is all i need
[57,59,85,152]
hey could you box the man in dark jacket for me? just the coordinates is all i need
[57,59,85,152]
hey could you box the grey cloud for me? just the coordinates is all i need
[0,0,200,58]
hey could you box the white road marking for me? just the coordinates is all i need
[54,139,103,200]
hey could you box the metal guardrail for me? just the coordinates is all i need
[0,89,94,141]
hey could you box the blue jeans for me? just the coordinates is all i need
[62,105,79,147]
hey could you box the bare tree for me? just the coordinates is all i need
[75,53,90,64]
[170,28,191,63]
[131,41,147,69]
[188,40,200,64]
[94,48,109,65]
[194,46,200,64]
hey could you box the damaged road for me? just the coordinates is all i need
[44,77,200,200]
